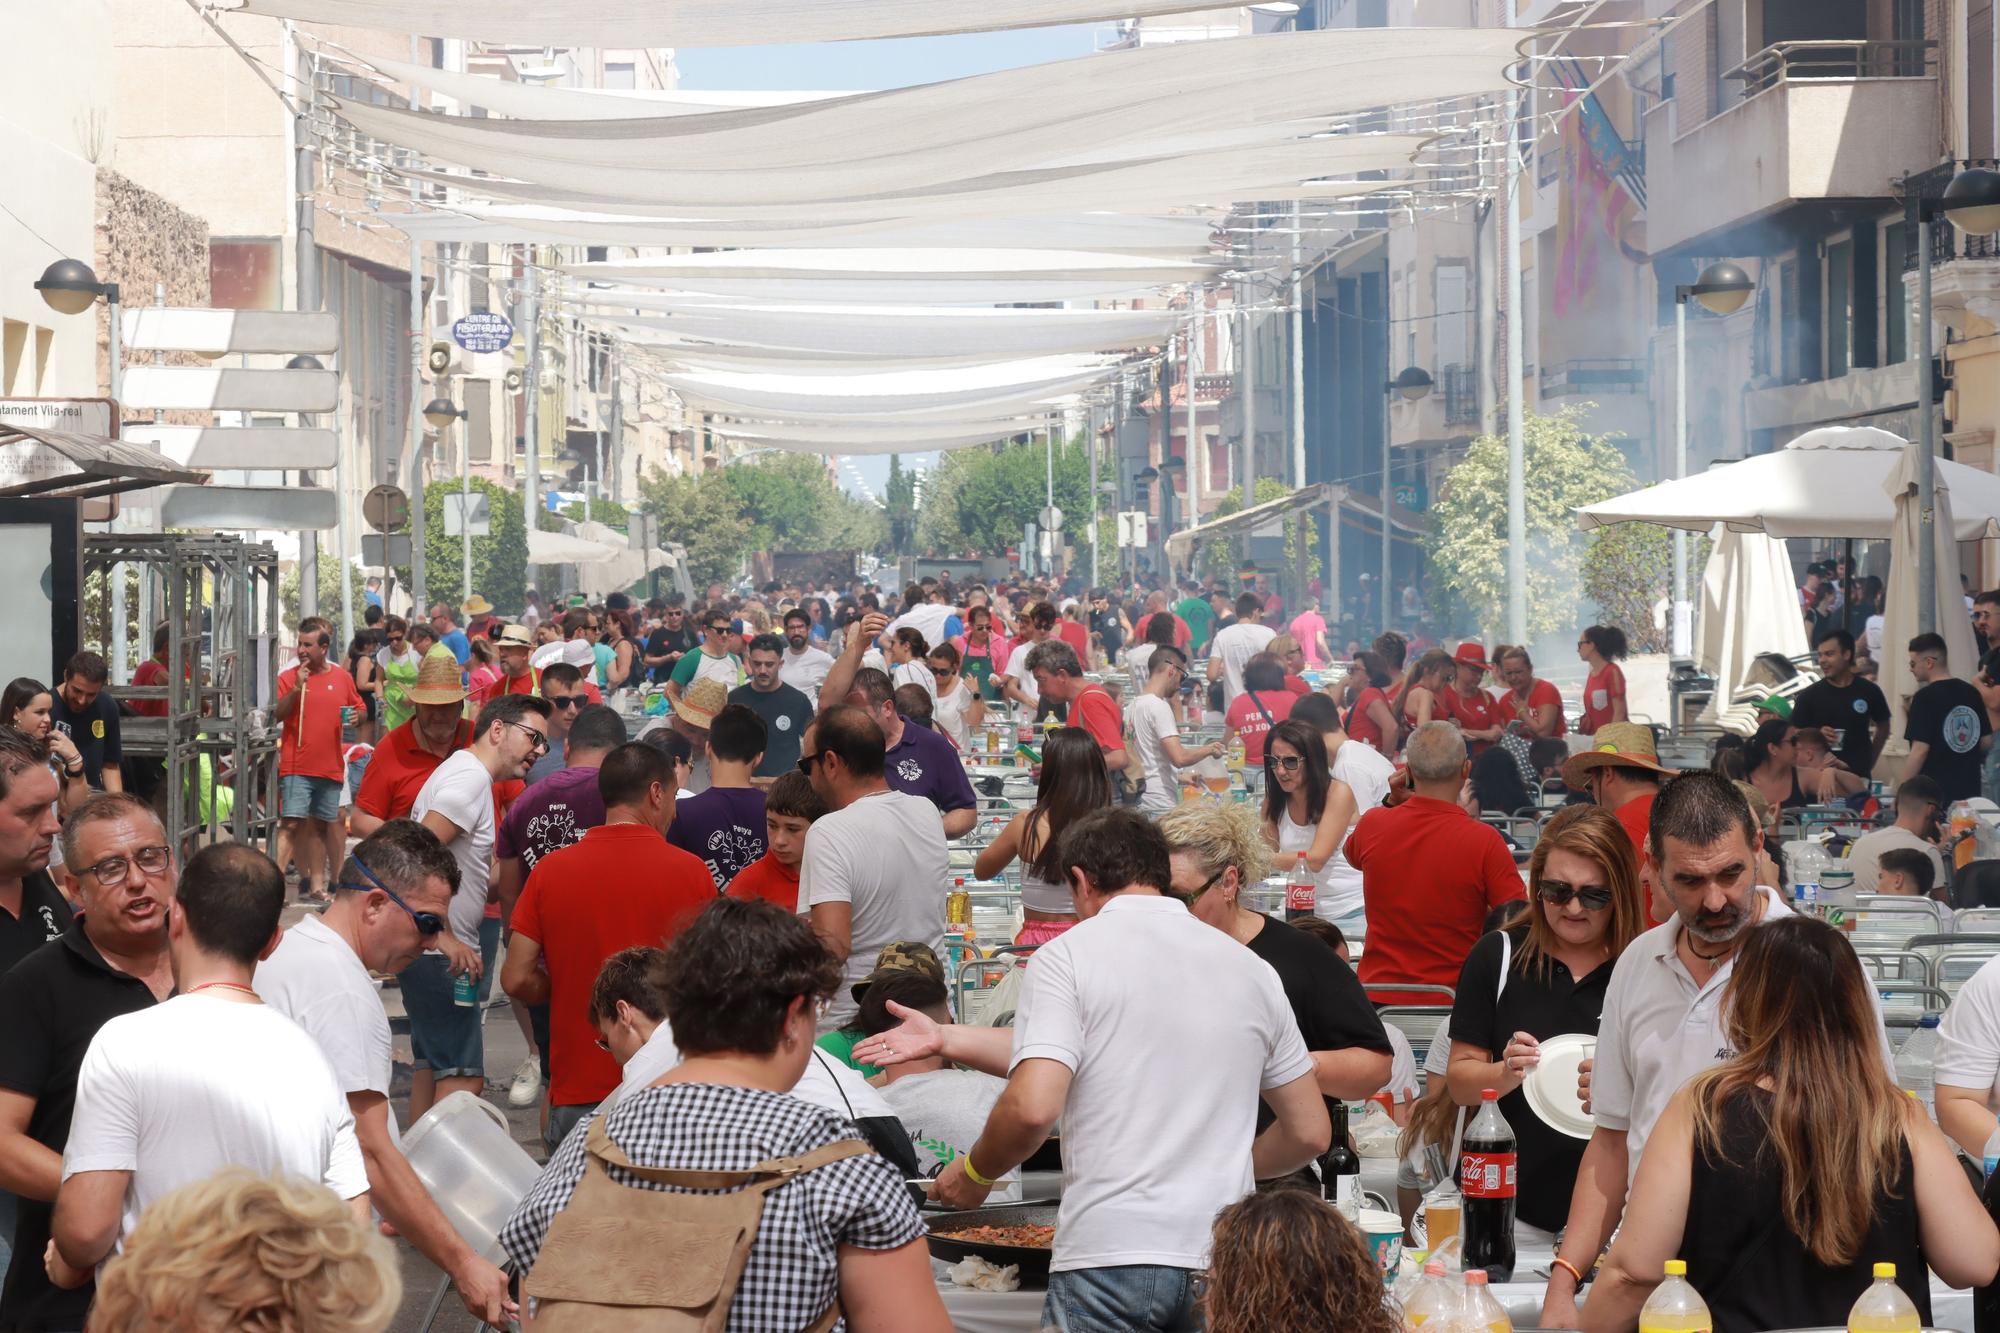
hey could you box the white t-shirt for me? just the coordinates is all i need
[1130,693,1184,814]
[1938,953,2000,1107]
[64,995,368,1248]
[1847,825,1947,894]
[799,789,949,1030]
[1210,622,1277,703]
[411,749,496,948]
[606,1026,892,1126]
[255,915,396,1136]
[1321,737,1396,920]
[891,658,938,705]
[880,1067,1018,1200]
[780,645,836,704]
[1126,643,1159,697]
[376,643,420,674]
[889,604,957,650]
[1011,893,1313,1273]
[1003,642,1040,706]
[933,678,973,752]
[1382,1021,1420,1104]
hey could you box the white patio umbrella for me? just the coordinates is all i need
[526,527,625,565]
[1878,440,1981,739]
[1695,528,1810,723]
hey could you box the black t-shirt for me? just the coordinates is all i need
[1244,916,1390,1135]
[0,918,161,1327]
[1905,677,1992,802]
[1790,676,1891,777]
[0,872,71,978]
[1447,926,1614,1231]
[1090,609,1125,659]
[728,682,816,778]
[645,626,697,684]
[47,693,120,789]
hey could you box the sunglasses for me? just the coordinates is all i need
[797,750,829,776]
[930,665,953,678]
[709,626,730,636]
[1269,754,1304,772]
[1537,880,1614,911]
[341,852,446,936]
[547,695,583,709]
[503,720,551,753]
[1178,865,1227,905]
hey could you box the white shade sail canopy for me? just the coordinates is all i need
[563,249,1221,285]
[526,527,627,565]
[236,0,1286,48]
[577,302,1179,360]
[1576,427,2000,541]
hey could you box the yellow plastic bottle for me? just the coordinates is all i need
[1402,1260,1452,1329]
[1462,1270,1512,1333]
[1638,1260,1712,1333]
[1847,1263,1921,1333]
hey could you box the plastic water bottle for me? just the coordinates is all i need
[1790,841,1826,919]
[1847,1262,1921,1333]
[1983,1125,2000,1180]
[1896,1015,1939,1114]
[1638,1259,1713,1333]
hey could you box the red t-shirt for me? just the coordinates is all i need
[1500,678,1568,737]
[1579,663,1626,735]
[1057,621,1089,661]
[1225,689,1296,766]
[727,852,802,911]
[1615,790,1661,928]
[1134,612,1192,651]
[1349,795,1525,1004]
[471,664,540,710]
[130,658,170,718]
[353,719,474,821]
[1071,682,1125,755]
[1347,686,1392,753]
[277,664,362,781]
[512,823,715,1105]
[1442,685,1500,742]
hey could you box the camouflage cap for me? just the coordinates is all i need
[849,939,946,1003]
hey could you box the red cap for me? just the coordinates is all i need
[1454,642,1490,669]
[1481,1088,1499,1101]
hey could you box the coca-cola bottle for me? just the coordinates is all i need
[1459,1089,1517,1282]
[1286,853,1316,922]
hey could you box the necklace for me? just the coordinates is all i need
[1685,935,1732,963]
[185,980,261,998]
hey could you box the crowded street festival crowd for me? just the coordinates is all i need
[12,563,2000,1333]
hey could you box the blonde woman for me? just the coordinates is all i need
[88,1168,399,1333]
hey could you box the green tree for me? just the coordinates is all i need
[1580,515,1711,655]
[393,476,529,611]
[559,499,630,527]
[634,466,755,589]
[820,489,891,551]
[884,455,917,555]
[1196,478,1323,585]
[915,450,977,554]
[720,453,840,549]
[950,436,1093,553]
[1425,405,1638,640]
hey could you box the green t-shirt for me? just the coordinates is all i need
[670,647,745,689]
[1176,597,1215,651]
[814,1028,883,1080]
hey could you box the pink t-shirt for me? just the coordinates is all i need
[1288,611,1328,668]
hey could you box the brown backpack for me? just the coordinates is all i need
[524,1116,875,1331]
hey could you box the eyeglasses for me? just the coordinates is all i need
[594,1035,613,1053]
[1269,754,1304,772]
[546,695,583,710]
[340,852,446,937]
[1537,880,1614,911]
[502,720,550,753]
[797,750,829,776]
[77,844,171,884]
[1178,865,1227,905]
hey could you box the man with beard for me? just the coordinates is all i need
[778,606,835,704]
[1539,771,1894,1328]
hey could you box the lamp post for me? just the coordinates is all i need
[1384,366,1433,624]
[1671,261,1753,659]
[1136,464,1160,578]
[1914,167,2000,634]
[423,396,469,602]
[36,258,123,403]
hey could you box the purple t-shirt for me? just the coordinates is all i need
[496,766,607,872]
[885,716,977,815]
[666,786,768,891]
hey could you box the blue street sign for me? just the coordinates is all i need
[452,311,514,353]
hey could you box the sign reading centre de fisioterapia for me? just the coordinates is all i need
[452,311,514,354]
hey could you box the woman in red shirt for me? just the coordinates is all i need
[1576,624,1629,735]
[1341,650,1400,755]
[1225,653,1297,767]
[1394,650,1456,744]
[1496,646,1567,738]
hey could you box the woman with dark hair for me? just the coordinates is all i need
[926,642,985,752]
[1341,651,1399,756]
[1,676,88,814]
[1465,745,1534,821]
[887,626,934,702]
[1203,1190,1401,1333]
[973,726,1112,945]
[344,629,381,737]
[1581,917,2000,1333]
[501,898,947,1332]
[1394,649,1456,739]
[1578,624,1631,734]
[1446,806,1646,1234]
[1225,652,1296,768]
[1744,716,1809,810]
[950,602,1009,703]
[1262,719,1363,929]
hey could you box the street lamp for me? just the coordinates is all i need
[35,258,123,400]
[1668,260,1756,658]
[1382,366,1433,614]
[1912,168,2000,633]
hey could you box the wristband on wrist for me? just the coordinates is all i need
[1551,1256,1586,1288]
[960,1154,996,1187]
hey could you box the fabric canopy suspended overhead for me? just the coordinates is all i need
[230,0,1285,47]
[575,301,1179,360]
[562,249,1221,285]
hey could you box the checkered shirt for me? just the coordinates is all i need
[500,1082,924,1331]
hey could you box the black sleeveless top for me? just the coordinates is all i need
[1683,1091,1930,1333]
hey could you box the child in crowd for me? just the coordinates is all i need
[725,770,827,910]
[1876,846,1939,900]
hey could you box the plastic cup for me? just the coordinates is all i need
[1357,1208,1405,1283]
[1424,1194,1462,1251]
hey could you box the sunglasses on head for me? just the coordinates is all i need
[1537,880,1614,911]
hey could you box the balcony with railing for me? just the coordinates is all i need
[1643,38,1938,257]
[1441,364,1479,427]
[1907,160,2000,269]
[1541,359,1647,399]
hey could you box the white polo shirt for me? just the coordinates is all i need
[779,644,835,704]
[1010,892,1313,1274]
[1593,886,1893,1181]
[1938,954,2000,1106]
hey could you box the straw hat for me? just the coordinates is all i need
[1560,721,1674,789]
[462,594,494,617]
[404,646,469,706]
[673,677,727,728]
[493,623,534,649]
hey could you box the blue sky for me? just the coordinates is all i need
[677,25,1104,501]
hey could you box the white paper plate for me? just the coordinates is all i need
[1521,1032,1596,1140]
